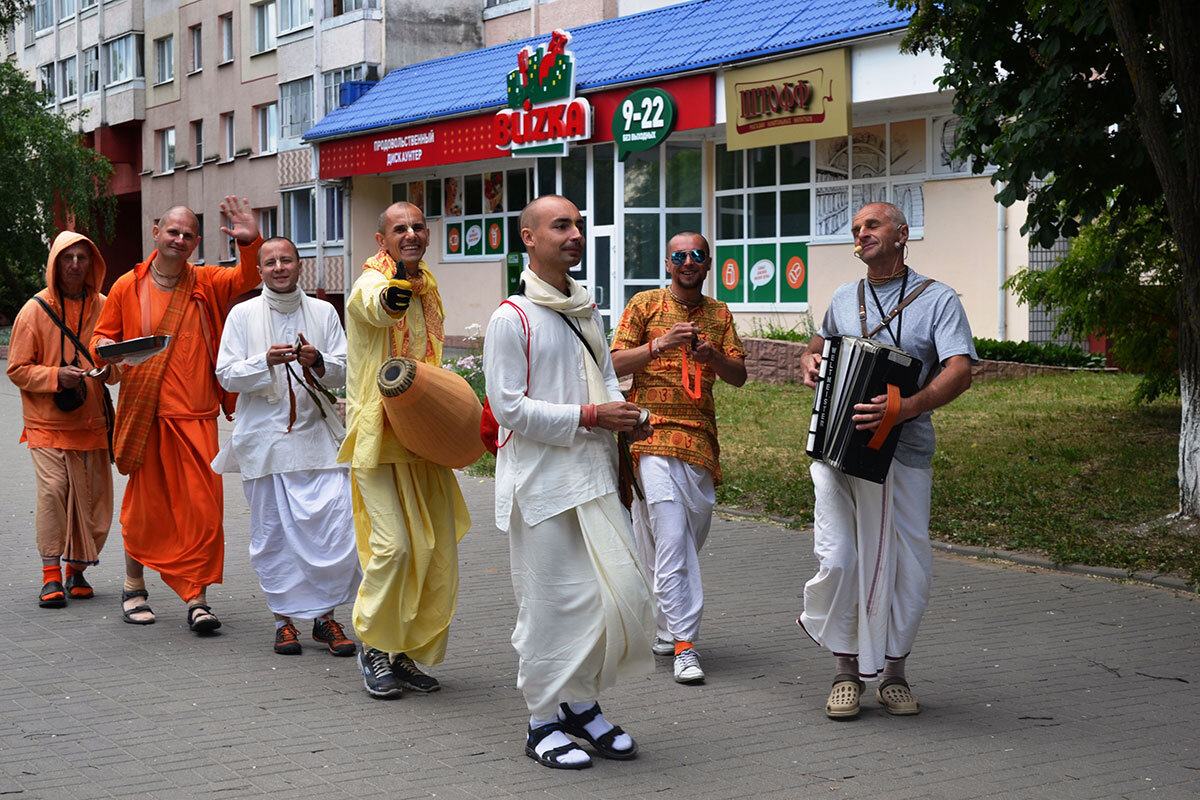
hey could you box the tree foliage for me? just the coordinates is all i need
[1006,204,1179,401]
[0,58,115,318]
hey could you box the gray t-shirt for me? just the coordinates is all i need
[818,267,976,468]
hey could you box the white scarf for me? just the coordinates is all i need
[245,287,345,442]
[520,267,609,404]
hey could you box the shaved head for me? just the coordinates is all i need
[518,194,571,237]
[158,205,200,230]
[378,202,422,234]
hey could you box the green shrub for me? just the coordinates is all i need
[747,313,815,343]
[973,337,1105,368]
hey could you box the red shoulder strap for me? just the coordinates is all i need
[492,299,530,451]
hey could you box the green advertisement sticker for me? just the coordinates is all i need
[613,88,676,161]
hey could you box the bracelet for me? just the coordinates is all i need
[311,351,324,370]
[649,338,660,359]
[581,404,598,430]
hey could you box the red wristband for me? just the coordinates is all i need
[581,404,598,430]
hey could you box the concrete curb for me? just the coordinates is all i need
[714,504,1198,594]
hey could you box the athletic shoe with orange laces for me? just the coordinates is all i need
[312,616,356,656]
[274,622,302,655]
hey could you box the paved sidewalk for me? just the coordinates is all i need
[0,375,1197,799]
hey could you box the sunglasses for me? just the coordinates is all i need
[669,249,708,266]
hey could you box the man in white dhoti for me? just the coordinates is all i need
[483,195,656,770]
[214,236,360,657]
[798,202,975,719]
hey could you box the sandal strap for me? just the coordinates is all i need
[40,581,66,598]
[121,588,149,601]
[592,725,627,752]
[540,742,586,765]
[832,673,864,688]
[878,676,910,692]
[559,702,602,726]
[188,604,214,622]
[124,603,153,614]
[526,721,564,747]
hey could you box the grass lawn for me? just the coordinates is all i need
[713,373,1194,585]
[467,372,1193,585]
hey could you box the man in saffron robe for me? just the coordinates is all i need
[91,197,262,633]
[340,201,470,698]
[8,231,115,608]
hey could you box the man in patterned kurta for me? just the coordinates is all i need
[610,231,747,685]
[339,201,470,699]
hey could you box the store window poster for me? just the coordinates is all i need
[485,172,504,213]
[444,176,463,216]
[780,242,808,303]
[408,181,425,213]
[747,243,777,304]
[464,218,484,256]
[716,244,744,304]
[484,218,504,255]
[445,222,463,256]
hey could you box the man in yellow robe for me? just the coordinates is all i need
[339,201,470,698]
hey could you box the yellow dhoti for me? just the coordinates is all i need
[350,460,469,665]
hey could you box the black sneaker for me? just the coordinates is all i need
[312,616,356,656]
[390,653,440,693]
[358,646,403,699]
[274,622,302,655]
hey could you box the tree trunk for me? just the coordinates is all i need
[1107,0,1200,517]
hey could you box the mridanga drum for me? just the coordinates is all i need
[378,357,485,469]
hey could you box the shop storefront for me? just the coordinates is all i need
[306,3,1030,341]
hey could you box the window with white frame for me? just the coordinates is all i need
[195,213,205,263]
[324,0,377,16]
[189,25,201,73]
[81,46,99,93]
[282,188,316,245]
[24,9,35,46]
[153,35,173,84]
[323,185,344,242]
[81,0,97,9]
[256,103,278,154]
[158,127,176,173]
[219,14,233,63]
[104,34,144,86]
[59,55,77,99]
[434,165,533,260]
[322,63,376,112]
[33,0,52,32]
[258,208,278,239]
[252,1,277,54]
[38,63,54,104]
[279,0,313,33]
[59,0,76,20]
[192,119,204,164]
[221,111,235,160]
[280,77,312,139]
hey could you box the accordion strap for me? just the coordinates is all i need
[858,277,935,339]
[866,383,902,451]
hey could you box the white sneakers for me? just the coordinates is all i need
[673,647,705,684]
[652,637,675,656]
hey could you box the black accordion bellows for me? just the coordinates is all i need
[806,335,922,483]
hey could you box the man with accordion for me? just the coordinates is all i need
[798,201,975,720]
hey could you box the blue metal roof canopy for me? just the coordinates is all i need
[304,0,910,142]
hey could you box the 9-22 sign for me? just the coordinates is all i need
[612,87,677,161]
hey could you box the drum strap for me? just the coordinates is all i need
[482,299,530,453]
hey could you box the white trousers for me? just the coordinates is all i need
[631,455,715,643]
[799,460,933,680]
[244,468,361,619]
[509,492,655,720]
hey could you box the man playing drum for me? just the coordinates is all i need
[339,202,470,698]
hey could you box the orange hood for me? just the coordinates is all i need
[43,231,107,313]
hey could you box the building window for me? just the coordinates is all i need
[324,0,377,16]
[104,34,144,86]
[219,14,233,63]
[33,0,52,32]
[189,25,202,73]
[81,46,99,93]
[159,128,176,173]
[323,185,344,242]
[280,77,312,139]
[24,9,35,46]
[252,1,277,54]
[59,0,76,20]
[258,208,278,239]
[81,0,97,9]
[195,213,205,263]
[153,35,173,84]
[323,63,376,113]
[192,120,204,164]
[282,188,316,245]
[279,0,312,33]
[435,166,532,260]
[38,63,54,104]
[221,112,235,160]
[59,55,77,100]
[256,103,278,154]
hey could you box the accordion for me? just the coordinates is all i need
[806,335,922,483]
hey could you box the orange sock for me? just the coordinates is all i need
[42,564,63,586]
[65,563,83,578]
[674,640,694,656]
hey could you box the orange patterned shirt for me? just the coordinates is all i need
[611,289,746,484]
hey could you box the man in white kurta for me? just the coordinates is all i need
[484,195,655,771]
[798,203,974,720]
[213,237,360,657]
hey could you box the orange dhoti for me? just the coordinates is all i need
[120,417,224,602]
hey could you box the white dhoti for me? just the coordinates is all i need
[631,455,715,644]
[244,468,361,619]
[799,460,934,680]
[509,492,655,720]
